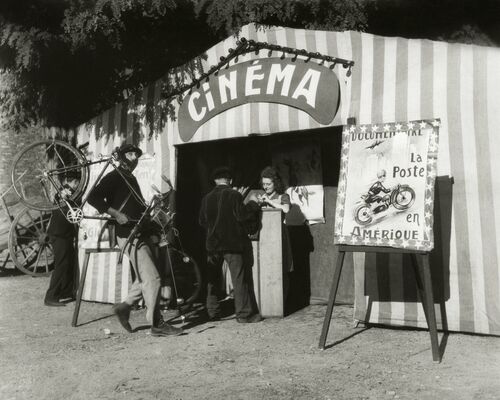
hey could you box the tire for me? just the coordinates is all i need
[163,247,202,307]
[8,207,54,276]
[354,204,373,225]
[11,140,89,211]
[391,185,415,210]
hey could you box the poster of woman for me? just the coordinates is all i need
[334,119,440,251]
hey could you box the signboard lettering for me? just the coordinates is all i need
[178,58,340,142]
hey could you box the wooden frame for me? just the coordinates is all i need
[319,245,441,362]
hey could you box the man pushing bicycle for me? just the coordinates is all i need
[87,143,182,337]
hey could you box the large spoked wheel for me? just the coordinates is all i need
[8,207,54,276]
[391,185,416,210]
[163,247,202,308]
[354,204,373,226]
[11,140,89,211]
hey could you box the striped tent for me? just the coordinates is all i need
[77,24,500,335]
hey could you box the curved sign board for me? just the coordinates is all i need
[178,58,340,142]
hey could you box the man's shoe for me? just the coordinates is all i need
[113,302,132,332]
[44,299,65,307]
[151,320,183,337]
[236,313,263,323]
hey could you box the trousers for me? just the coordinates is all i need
[206,244,259,319]
[45,236,76,301]
[117,236,162,326]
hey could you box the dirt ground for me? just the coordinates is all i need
[1,267,499,400]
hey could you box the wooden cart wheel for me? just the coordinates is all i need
[8,207,54,276]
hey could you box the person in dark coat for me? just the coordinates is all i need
[199,166,262,323]
[44,173,80,307]
[87,143,182,336]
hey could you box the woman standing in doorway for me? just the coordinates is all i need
[258,166,291,215]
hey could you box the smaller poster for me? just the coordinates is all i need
[273,140,325,225]
[334,119,440,251]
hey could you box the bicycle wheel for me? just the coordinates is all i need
[8,207,54,276]
[164,247,202,306]
[11,140,89,211]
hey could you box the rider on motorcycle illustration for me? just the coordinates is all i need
[353,169,416,226]
[366,169,391,213]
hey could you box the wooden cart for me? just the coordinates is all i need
[0,185,54,276]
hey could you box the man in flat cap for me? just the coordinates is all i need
[199,166,263,323]
[88,143,182,336]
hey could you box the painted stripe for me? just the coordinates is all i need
[407,39,421,121]
[387,254,406,325]
[382,36,404,326]
[366,253,380,323]
[473,46,498,334]
[302,28,321,130]
[219,38,232,140]
[266,28,281,133]
[370,35,385,124]
[406,39,427,326]
[353,252,367,321]
[285,29,299,131]
[393,37,418,324]
[121,255,130,302]
[460,45,489,332]
[420,40,434,121]
[88,258,97,300]
[486,49,500,334]
[376,253,392,324]
[275,28,291,133]
[358,33,374,124]
[348,31,363,123]
[97,253,107,302]
[447,44,475,332]
[382,37,397,122]
[107,252,116,302]
[432,41,461,331]
[335,31,351,125]
[432,42,451,175]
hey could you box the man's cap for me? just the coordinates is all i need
[117,143,143,158]
[211,166,233,181]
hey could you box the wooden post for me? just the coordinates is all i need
[252,209,284,317]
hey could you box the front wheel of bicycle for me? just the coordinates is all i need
[163,247,202,307]
[11,140,89,211]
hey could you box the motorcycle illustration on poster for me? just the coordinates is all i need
[334,119,440,251]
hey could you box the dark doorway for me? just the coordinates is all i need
[175,125,344,312]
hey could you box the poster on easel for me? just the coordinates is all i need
[334,119,440,251]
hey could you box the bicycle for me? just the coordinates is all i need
[10,139,202,311]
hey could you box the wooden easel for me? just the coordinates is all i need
[318,245,440,362]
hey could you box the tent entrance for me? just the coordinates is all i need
[175,125,354,312]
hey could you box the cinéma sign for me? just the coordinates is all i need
[334,120,440,251]
[178,58,340,142]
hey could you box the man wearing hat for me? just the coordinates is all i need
[199,166,263,323]
[44,171,81,307]
[87,143,182,336]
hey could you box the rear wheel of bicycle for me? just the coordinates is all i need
[162,247,202,307]
[11,140,89,211]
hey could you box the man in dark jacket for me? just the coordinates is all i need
[44,172,80,307]
[199,166,262,323]
[87,143,181,336]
